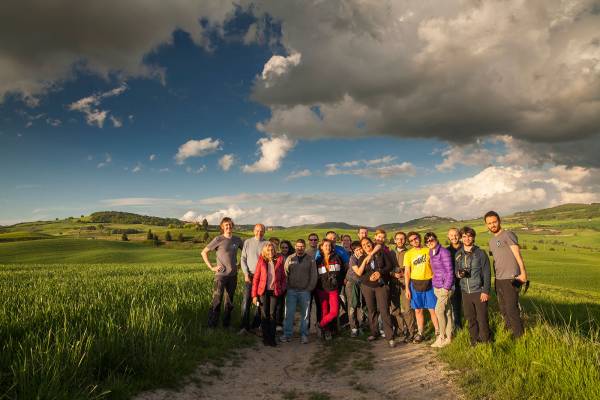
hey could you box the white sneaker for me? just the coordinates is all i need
[440,337,451,347]
[380,330,386,338]
[351,328,358,338]
[301,335,309,344]
[431,336,444,348]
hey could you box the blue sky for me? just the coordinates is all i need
[1,2,599,226]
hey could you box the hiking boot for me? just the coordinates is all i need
[389,340,396,348]
[301,335,309,344]
[279,335,291,343]
[412,333,424,343]
[351,328,358,338]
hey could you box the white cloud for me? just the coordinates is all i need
[68,84,127,128]
[110,115,123,128]
[260,53,302,88]
[132,163,142,173]
[149,154,156,161]
[435,141,494,172]
[175,137,222,164]
[325,157,416,178]
[45,118,61,127]
[218,154,235,171]
[186,165,207,174]
[96,153,112,168]
[285,169,312,181]
[242,135,295,173]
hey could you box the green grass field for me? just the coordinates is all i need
[2,205,600,399]
[0,263,252,399]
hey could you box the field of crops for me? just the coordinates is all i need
[0,264,252,399]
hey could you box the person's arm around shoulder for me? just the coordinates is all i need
[507,231,528,282]
[480,249,491,302]
[284,254,292,276]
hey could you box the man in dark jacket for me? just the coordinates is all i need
[281,239,318,344]
[447,228,463,331]
[455,226,491,346]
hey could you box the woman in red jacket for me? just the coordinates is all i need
[252,242,286,346]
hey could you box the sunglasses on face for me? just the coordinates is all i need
[309,238,318,242]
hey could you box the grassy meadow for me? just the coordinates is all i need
[1,204,600,399]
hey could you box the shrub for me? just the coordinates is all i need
[121,233,128,241]
[147,230,153,240]
[532,245,538,250]
[165,231,172,241]
[178,233,184,242]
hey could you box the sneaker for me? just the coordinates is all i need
[389,340,396,348]
[351,329,358,338]
[276,325,283,333]
[324,331,332,341]
[431,336,443,348]
[279,335,291,343]
[237,328,248,335]
[380,330,386,338]
[367,335,377,342]
[301,335,309,344]
[440,337,451,347]
[412,333,424,343]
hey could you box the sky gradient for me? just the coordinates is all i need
[1,1,599,226]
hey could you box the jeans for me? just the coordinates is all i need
[283,289,311,337]
[240,279,261,331]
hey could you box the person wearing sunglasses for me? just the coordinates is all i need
[425,232,454,348]
[403,231,439,343]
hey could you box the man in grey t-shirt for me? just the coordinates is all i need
[485,211,528,338]
[201,217,244,328]
[239,223,266,333]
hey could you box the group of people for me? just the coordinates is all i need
[201,211,528,348]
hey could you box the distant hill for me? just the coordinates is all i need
[510,203,600,221]
[89,211,183,227]
[376,216,458,231]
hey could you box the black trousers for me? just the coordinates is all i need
[208,275,237,328]
[275,291,286,328]
[452,279,463,330]
[362,285,394,339]
[308,289,323,328]
[260,290,279,346]
[495,279,524,338]
[240,278,261,331]
[462,291,490,345]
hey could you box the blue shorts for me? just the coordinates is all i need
[410,282,437,309]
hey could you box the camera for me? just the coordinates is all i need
[377,278,386,287]
[457,267,471,279]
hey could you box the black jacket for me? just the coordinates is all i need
[455,245,491,294]
[315,253,343,291]
[358,251,393,288]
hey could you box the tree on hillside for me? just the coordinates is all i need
[147,229,153,240]
[165,231,172,241]
[203,231,209,242]
[152,233,160,247]
[202,218,208,231]
[121,233,129,241]
[178,233,184,242]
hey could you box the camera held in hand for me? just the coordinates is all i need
[457,267,471,279]
[377,277,386,287]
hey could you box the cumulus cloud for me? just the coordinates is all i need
[250,0,600,166]
[149,154,156,161]
[0,0,237,103]
[242,135,295,173]
[132,163,142,173]
[325,157,416,178]
[218,154,235,171]
[285,169,312,181]
[175,137,222,164]
[68,84,127,128]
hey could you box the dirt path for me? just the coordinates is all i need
[134,334,462,400]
